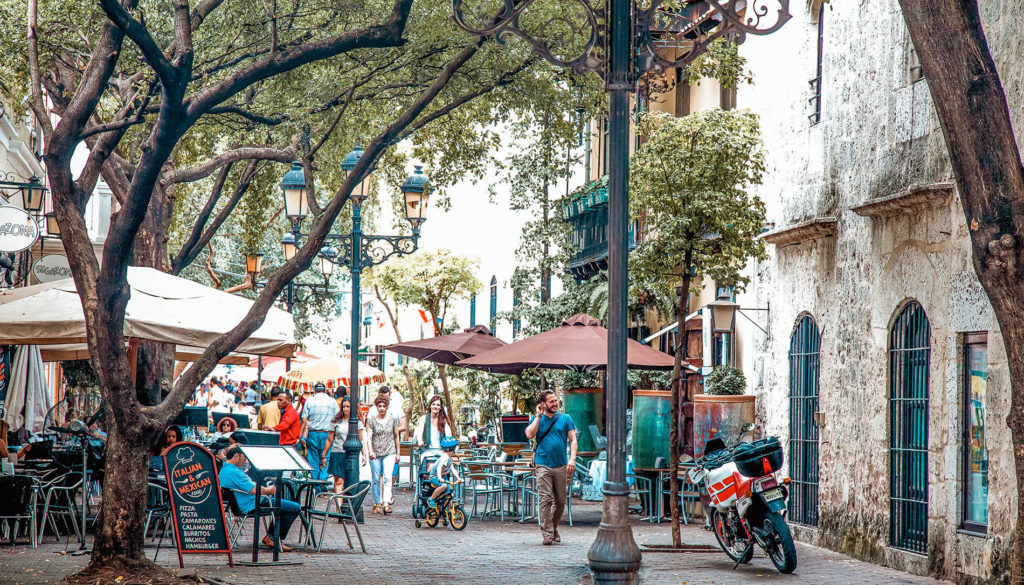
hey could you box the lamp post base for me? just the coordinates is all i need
[587,489,642,584]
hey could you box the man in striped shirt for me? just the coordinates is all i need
[301,382,339,480]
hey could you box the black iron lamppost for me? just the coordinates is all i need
[0,173,50,287]
[450,1,791,582]
[272,151,431,492]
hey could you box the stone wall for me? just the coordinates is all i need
[735,0,1023,581]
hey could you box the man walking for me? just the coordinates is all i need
[525,390,577,545]
[302,382,339,480]
[274,390,301,447]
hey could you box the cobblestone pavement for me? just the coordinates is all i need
[1,489,945,585]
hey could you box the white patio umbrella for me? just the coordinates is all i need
[3,345,51,433]
[0,267,295,358]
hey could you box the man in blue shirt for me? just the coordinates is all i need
[526,390,577,546]
[219,446,304,552]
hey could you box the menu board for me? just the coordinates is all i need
[162,442,233,567]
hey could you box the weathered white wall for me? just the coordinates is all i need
[735,0,1023,581]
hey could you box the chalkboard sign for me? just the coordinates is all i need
[162,442,233,568]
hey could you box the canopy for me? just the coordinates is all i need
[278,356,386,393]
[0,267,296,358]
[456,313,674,373]
[37,343,250,365]
[386,325,506,366]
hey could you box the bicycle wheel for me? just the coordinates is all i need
[425,507,440,528]
[448,505,468,531]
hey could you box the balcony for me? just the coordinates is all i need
[562,176,638,281]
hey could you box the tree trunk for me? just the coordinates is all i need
[88,422,160,568]
[899,1,1024,581]
[669,255,693,548]
[438,364,455,430]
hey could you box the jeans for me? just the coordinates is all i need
[267,498,303,540]
[369,453,396,505]
[536,465,567,539]
[305,431,330,481]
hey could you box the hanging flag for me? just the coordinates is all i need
[418,309,430,323]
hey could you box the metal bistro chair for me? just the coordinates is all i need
[0,475,39,547]
[462,461,507,521]
[37,471,84,544]
[396,442,415,488]
[223,488,274,549]
[309,480,372,553]
[144,482,174,560]
[625,473,654,522]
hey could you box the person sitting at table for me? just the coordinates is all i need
[214,416,238,439]
[274,390,302,447]
[220,445,304,552]
[414,395,450,455]
[426,436,462,510]
[153,425,184,456]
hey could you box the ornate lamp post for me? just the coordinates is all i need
[451,1,791,582]
[271,151,430,492]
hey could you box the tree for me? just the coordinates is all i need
[898,1,1024,581]
[629,108,767,547]
[374,249,481,423]
[0,0,570,576]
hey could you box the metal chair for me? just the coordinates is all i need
[462,461,506,521]
[309,480,371,553]
[37,471,83,544]
[144,482,174,560]
[626,473,654,522]
[222,488,273,549]
[396,442,415,488]
[0,475,39,547]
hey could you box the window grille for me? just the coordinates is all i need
[808,4,824,124]
[788,314,820,526]
[889,301,930,554]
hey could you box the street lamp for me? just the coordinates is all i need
[451,1,791,581]
[245,251,265,283]
[44,212,60,236]
[280,161,309,221]
[21,175,46,213]
[272,152,429,495]
[708,300,738,334]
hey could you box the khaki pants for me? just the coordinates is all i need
[536,465,567,538]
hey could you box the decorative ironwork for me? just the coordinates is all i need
[889,301,930,554]
[452,0,791,79]
[329,232,420,269]
[0,251,30,289]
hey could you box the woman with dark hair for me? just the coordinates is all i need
[323,398,367,494]
[414,395,450,453]
[154,425,184,455]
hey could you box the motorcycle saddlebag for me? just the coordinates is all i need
[733,436,784,478]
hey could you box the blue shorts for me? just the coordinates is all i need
[429,478,450,491]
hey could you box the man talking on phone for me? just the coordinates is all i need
[525,390,577,546]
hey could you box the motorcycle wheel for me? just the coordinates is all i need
[763,513,798,574]
[425,507,440,528]
[448,505,468,531]
[710,509,753,564]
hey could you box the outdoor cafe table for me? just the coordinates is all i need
[281,476,332,548]
[459,460,534,519]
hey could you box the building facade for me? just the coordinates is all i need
[738,1,1022,581]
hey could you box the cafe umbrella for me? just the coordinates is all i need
[386,325,507,366]
[455,313,674,373]
[277,355,386,394]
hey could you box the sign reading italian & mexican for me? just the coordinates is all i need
[0,206,39,253]
[162,442,233,567]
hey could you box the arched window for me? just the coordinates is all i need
[889,301,931,553]
[788,314,820,526]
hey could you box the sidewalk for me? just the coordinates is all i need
[1,492,946,585]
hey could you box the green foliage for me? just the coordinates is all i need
[629,108,768,302]
[373,249,481,333]
[627,369,673,390]
[62,360,98,389]
[703,365,746,396]
[684,38,753,89]
[553,369,601,390]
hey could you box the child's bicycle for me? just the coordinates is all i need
[415,480,468,530]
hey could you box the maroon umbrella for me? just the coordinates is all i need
[386,325,508,366]
[456,314,674,374]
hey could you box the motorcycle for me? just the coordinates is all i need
[689,433,798,574]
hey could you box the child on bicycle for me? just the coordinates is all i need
[427,436,462,510]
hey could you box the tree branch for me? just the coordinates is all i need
[97,0,176,86]
[164,140,298,184]
[208,105,288,126]
[26,0,53,138]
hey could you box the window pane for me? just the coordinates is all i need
[964,342,988,527]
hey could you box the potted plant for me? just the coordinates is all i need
[628,370,674,470]
[693,365,756,457]
[557,370,603,455]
